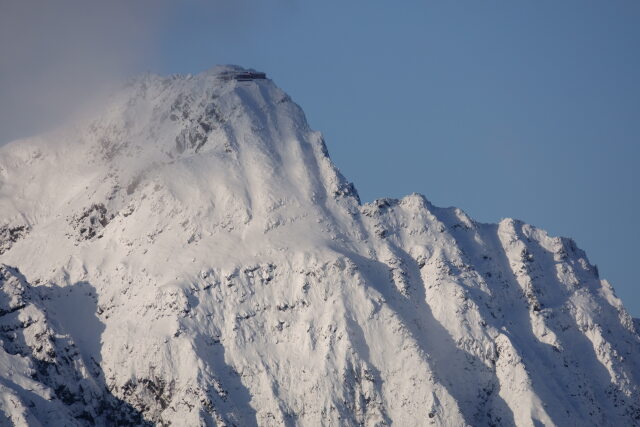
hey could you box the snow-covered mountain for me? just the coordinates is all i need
[1,65,639,426]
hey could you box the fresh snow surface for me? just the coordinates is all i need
[1,65,639,426]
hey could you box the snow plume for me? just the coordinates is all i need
[0,0,299,145]
[0,0,163,144]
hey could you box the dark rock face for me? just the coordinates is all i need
[172,93,224,154]
[0,265,149,426]
[69,204,113,241]
[0,224,29,255]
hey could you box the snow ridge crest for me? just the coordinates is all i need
[0,66,639,426]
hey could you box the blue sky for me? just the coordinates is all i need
[2,1,639,314]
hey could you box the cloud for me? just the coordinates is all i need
[0,0,168,144]
[0,0,298,144]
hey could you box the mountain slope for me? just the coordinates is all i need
[1,66,639,426]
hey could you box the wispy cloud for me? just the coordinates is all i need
[0,0,298,144]
[0,0,167,143]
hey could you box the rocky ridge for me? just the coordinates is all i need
[0,66,639,426]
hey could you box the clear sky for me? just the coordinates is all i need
[1,1,639,315]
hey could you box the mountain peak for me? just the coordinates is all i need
[1,66,639,426]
